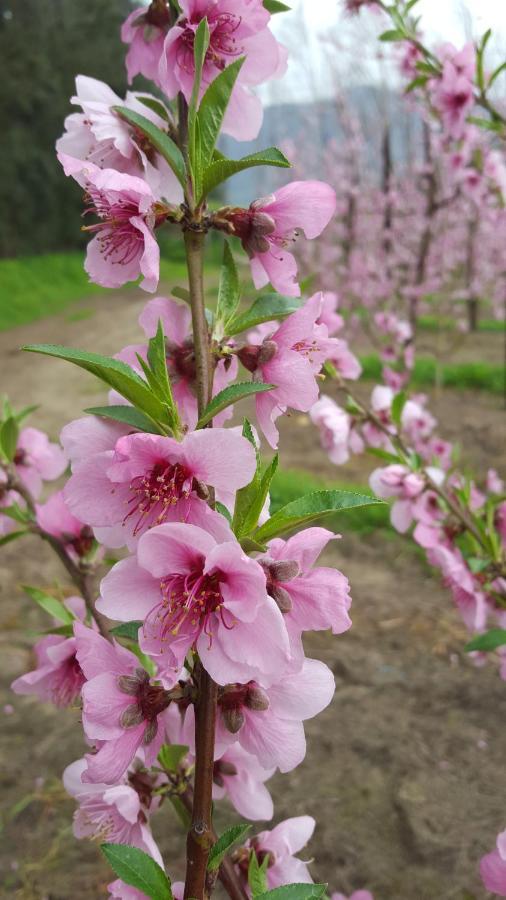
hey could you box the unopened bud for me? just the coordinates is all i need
[222,707,245,734]
[120,703,144,728]
[257,340,278,366]
[117,674,142,696]
[245,686,270,711]
[143,719,159,745]
[270,584,293,613]
[270,559,300,583]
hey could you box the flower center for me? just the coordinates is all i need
[178,13,244,74]
[53,654,85,708]
[82,189,148,266]
[144,568,234,648]
[124,461,193,535]
[165,337,197,381]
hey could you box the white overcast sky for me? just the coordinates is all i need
[259,0,506,103]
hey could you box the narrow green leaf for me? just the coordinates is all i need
[226,294,302,336]
[202,147,291,198]
[158,743,189,772]
[197,57,245,176]
[208,823,251,872]
[464,628,506,653]
[101,844,172,900]
[135,95,171,122]
[236,454,278,537]
[113,106,186,188]
[240,535,268,553]
[109,621,142,642]
[467,115,504,134]
[172,286,191,303]
[215,501,233,524]
[255,885,327,900]
[23,586,76,625]
[0,417,19,462]
[391,391,406,429]
[378,29,404,42]
[254,489,384,543]
[23,344,167,429]
[188,18,210,195]
[248,851,269,897]
[85,406,161,434]
[366,448,400,464]
[0,530,28,547]
[0,502,32,524]
[197,383,275,429]
[489,60,506,88]
[263,0,291,11]
[169,796,192,829]
[14,404,39,424]
[405,75,429,93]
[215,240,240,335]
[147,321,179,429]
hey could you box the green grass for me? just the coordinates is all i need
[418,314,505,333]
[0,245,219,331]
[360,354,505,395]
[270,468,390,535]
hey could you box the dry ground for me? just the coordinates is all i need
[0,289,505,899]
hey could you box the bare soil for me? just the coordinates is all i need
[0,289,505,899]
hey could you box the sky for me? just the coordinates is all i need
[259,0,506,104]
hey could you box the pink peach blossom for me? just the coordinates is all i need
[213,743,275,821]
[244,816,315,888]
[98,522,291,687]
[64,427,255,550]
[158,0,287,142]
[63,757,162,861]
[230,182,336,296]
[58,153,161,292]
[211,658,335,772]
[310,396,352,465]
[480,828,506,897]
[36,491,96,562]
[122,6,169,85]
[259,527,352,661]
[74,623,170,784]
[11,598,86,708]
[369,465,425,533]
[239,293,339,447]
[14,427,67,499]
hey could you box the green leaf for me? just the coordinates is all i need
[0,502,31,524]
[188,18,210,195]
[489,61,506,88]
[196,382,275,429]
[0,417,19,463]
[113,106,186,189]
[208,823,251,872]
[0,530,28,547]
[263,0,291,11]
[85,406,161,434]
[158,743,189,772]
[391,391,406,429]
[215,240,240,336]
[109,621,143,642]
[197,57,245,177]
[22,344,168,431]
[254,489,384,543]
[14,404,39,424]
[378,29,404,41]
[101,844,172,900]
[464,628,506,653]
[202,147,290,198]
[215,501,233,524]
[255,886,327,900]
[235,454,278,537]
[226,293,302,336]
[170,795,192,829]
[405,75,429,93]
[23,586,76,625]
[248,851,269,897]
[366,448,400,464]
[172,286,191,303]
[135,94,171,122]
[467,115,504,134]
[146,320,179,429]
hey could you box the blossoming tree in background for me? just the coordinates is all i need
[1,0,505,898]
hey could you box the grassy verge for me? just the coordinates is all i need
[418,314,505,333]
[360,354,505,395]
[0,237,222,331]
[270,468,390,535]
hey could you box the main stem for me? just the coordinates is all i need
[183,226,218,899]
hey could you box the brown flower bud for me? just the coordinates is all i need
[245,685,270,711]
[270,559,300,582]
[270,584,293,613]
[257,339,278,366]
[222,706,245,734]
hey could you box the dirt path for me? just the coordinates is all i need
[0,290,505,899]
